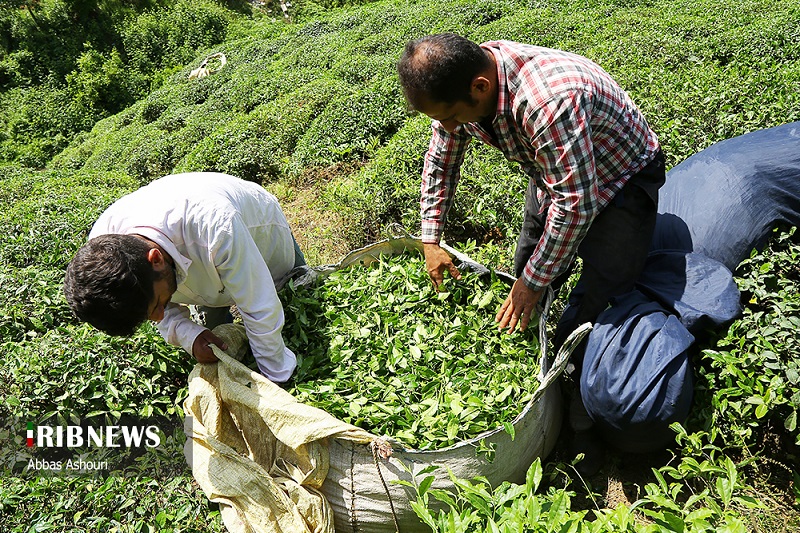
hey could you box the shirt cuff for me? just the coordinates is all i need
[158,312,207,357]
[419,221,442,244]
[253,346,297,383]
[521,263,552,292]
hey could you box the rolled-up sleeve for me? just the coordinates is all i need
[157,304,206,356]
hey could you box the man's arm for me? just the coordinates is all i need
[157,304,216,359]
[420,124,471,287]
[520,90,599,291]
[212,216,296,383]
[497,91,598,333]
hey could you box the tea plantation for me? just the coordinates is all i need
[0,0,799,530]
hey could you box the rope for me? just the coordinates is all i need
[350,442,358,533]
[370,439,400,533]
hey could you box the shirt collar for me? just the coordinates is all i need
[126,226,190,285]
[482,43,511,118]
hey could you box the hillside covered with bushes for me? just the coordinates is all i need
[1,0,799,530]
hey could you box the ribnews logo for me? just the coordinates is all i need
[10,418,177,476]
[26,421,162,449]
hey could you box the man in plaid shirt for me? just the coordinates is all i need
[398,33,666,473]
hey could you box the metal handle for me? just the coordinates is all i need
[385,223,415,240]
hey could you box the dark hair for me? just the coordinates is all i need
[63,234,156,336]
[397,33,492,108]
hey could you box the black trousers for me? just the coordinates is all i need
[513,151,666,364]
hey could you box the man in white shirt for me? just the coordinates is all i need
[63,172,305,383]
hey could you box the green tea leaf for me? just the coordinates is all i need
[281,252,540,449]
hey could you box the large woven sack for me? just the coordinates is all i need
[184,237,590,533]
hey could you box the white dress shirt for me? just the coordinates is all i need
[89,172,298,382]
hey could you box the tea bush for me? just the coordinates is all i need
[0,267,73,343]
[406,449,763,533]
[290,76,407,170]
[2,324,191,427]
[0,85,95,168]
[174,77,351,182]
[697,229,800,451]
[48,0,799,261]
[2,0,800,529]
[0,0,235,167]
[335,116,526,270]
[0,169,137,268]
[0,473,222,533]
[323,113,430,240]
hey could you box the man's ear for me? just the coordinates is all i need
[146,248,164,268]
[471,75,492,96]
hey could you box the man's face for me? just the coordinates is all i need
[415,96,488,133]
[148,261,177,322]
[414,68,498,134]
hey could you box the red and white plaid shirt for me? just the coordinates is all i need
[420,41,660,290]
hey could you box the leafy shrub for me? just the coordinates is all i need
[0,169,137,268]
[696,229,800,449]
[1,323,191,426]
[175,77,351,181]
[66,47,146,117]
[52,117,149,175]
[320,113,429,243]
[407,437,764,533]
[0,85,98,168]
[330,115,526,270]
[49,0,800,250]
[0,473,223,533]
[121,1,232,76]
[290,76,406,170]
[0,0,236,166]
[0,267,73,343]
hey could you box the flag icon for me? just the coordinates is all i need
[27,422,34,447]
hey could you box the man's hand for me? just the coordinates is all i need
[192,329,228,364]
[423,242,462,289]
[496,278,542,333]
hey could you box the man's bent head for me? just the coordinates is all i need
[64,234,158,336]
[397,33,493,109]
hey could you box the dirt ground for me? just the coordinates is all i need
[272,185,354,265]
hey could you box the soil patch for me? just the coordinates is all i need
[280,187,354,265]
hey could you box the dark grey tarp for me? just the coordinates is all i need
[652,121,800,269]
[581,122,800,452]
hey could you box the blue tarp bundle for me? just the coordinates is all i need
[581,122,800,452]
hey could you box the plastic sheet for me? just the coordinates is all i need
[581,122,800,450]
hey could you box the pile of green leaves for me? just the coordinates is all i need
[280,252,540,450]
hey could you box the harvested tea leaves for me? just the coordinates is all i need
[279,252,540,450]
